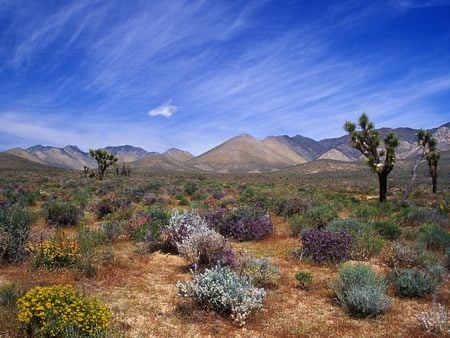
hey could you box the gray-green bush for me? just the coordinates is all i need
[335,263,391,318]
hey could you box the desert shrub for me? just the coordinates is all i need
[335,263,391,318]
[238,256,280,288]
[288,214,312,235]
[416,223,449,252]
[141,205,170,251]
[415,303,449,336]
[177,266,266,326]
[92,194,130,219]
[351,204,381,223]
[161,210,210,252]
[296,204,338,231]
[17,285,110,337]
[43,200,82,227]
[392,269,433,297]
[177,227,234,269]
[124,214,150,239]
[179,197,190,206]
[101,219,124,242]
[0,227,11,263]
[217,207,273,241]
[373,221,401,240]
[328,219,384,260]
[273,197,313,217]
[72,187,92,207]
[28,232,80,269]
[142,193,158,205]
[295,271,313,290]
[402,207,448,227]
[184,182,198,196]
[0,206,32,262]
[0,283,19,308]
[299,229,352,264]
[76,227,105,278]
[385,242,421,268]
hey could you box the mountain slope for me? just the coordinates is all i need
[104,145,154,162]
[0,153,55,171]
[188,134,307,173]
[26,145,96,170]
[163,148,194,162]
[4,147,48,165]
[130,154,193,173]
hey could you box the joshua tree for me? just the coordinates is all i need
[83,166,90,178]
[403,130,438,200]
[89,149,118,180]
[426,150,440,194]
[344,113,399,202]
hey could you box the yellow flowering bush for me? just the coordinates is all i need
[28,232,80,269]
[17,285,110,337]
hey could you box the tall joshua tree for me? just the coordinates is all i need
[344,113,399,202]
[426,148,440,194]
[403,129,438,200]
[89,149,118,180]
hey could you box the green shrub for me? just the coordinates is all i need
[184,182,198,196]
[301,204,338,230]
[392,269,433,298]
[417,223,449,252]
[335,263,391,318]
[328,219,385,260]
[43,200,82,227]
[239,256,280,288]
[76,227,105,277]
[177,266,265,326]
[0,207,32,262]
[17,285,110,337]
[351,204,380,223]
[373,221,401,240]
[179,198,190,206]
[295,271,313,290]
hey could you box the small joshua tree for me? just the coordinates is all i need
[89,149,118,180]
[344,113,399,202]
[403,130,438,200]
[426,150,440,194]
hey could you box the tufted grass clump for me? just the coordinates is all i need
[0,206,33,263]
[28,232,80,269]
[177,266,266,326]
[17,285,110,337]
[43,200,83,227]
[335,263,391,318]
[0,283,20,308]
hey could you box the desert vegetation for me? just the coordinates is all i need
[0,147,448,337]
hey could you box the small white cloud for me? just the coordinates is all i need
[147,102,178,118]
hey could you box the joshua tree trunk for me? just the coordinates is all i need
[403,153,423,201]
[432,177,437,193]
[378,172,388,202]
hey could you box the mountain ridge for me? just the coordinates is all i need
[2,122,449,173]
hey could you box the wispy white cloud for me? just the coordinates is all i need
[148,102,178,118]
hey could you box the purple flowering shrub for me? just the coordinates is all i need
[300,229,353,263]
[203,207,273,242]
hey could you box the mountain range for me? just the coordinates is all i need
[2,122,449,173]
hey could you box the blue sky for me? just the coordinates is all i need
[1,0,449,155]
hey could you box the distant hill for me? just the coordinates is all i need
[0,153,55,171]
[188,134,307,173]
[130,154,194,173]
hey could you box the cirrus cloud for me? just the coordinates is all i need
[147,102,178,118]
